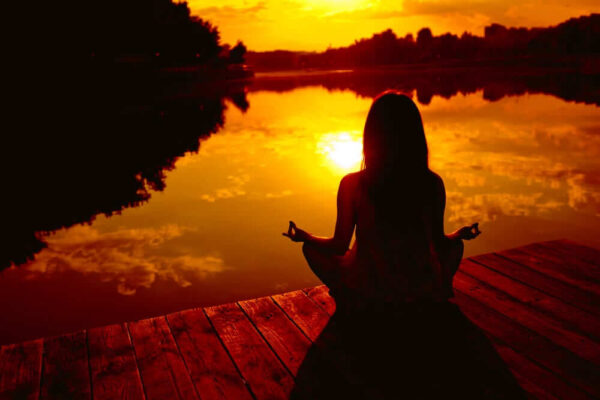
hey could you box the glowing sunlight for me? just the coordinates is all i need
[318,131,363,171]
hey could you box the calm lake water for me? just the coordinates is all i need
[2,72,599,344]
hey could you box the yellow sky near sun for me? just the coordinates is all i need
[187,0,599,51]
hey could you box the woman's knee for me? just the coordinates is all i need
[302,241,315,260]
[302,242,325,269]
[447,238,464,275]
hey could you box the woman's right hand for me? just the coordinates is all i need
[282,221,310,242]
[455,223,481,240]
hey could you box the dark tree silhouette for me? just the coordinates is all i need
[246,14,600,70]
[230,41,248,64]
[3,0,253,269]
[83,0,222,65]
[417,27,433,47]
[2,72,251,270]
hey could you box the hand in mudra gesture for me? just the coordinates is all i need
[456,223,481,240]
[282,221,309,242]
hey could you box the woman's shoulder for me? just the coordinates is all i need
[426,170,446,204]
[340,170,363,187]
[339,171,364,203]
[428,170,444,190]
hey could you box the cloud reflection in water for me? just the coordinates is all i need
[23,225,227,295]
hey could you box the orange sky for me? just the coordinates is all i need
[187,0,599,51]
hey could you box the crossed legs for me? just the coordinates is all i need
[302,238,464,299]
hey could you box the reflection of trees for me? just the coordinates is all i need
[249,68,600,106]
[4,0,255,269]
[2,68,250,270]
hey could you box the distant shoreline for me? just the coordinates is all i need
[249,55,600,75]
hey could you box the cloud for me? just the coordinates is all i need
[200,174,250,202]
[443,171,486,187]
[567,173,600,216]
[445,191,564,226]
[25,225,227,295]
[265,189,293,198]
[401,0,506,17]
[323,0,505,22]
[191,1,267,20]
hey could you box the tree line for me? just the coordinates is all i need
[77,0,246,66]
[246,14,599,70]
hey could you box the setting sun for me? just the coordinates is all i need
[317,131,363,170]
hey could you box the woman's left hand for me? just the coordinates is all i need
[282,221,309,242]
[456,222,481,240]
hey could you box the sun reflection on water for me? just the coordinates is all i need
[317,131,363,171]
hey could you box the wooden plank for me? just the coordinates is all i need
[550,240,600,266]
[492,339,594,400]
[239,296,312,375]
[452,291,600,398]
[273,289,381,398]
[0,339,43,400]
[520,244,600,284]
[303,285,336,316]
[459,259,600,341]
[205,303,294,400]
[454,272,600,364]
[512,375,559,400]
[166,309,253,400]
[128,317,198,400]
[497,248,600,296]
[40,331,91,400]
[272,290,330,341]
[535,242,600,272]
[87,323,144,400]
[471,253,600,316]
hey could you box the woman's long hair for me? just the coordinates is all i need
[360,91,445,298]
[361,91,432,236]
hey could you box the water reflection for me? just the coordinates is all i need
[2,67,249,270]
[317,131,363,171]
[24,225,226,296]
[250,68,600,106]
[1,73,599,345]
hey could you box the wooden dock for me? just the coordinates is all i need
[1,239,599,399]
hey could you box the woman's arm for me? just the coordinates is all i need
[283,174,357,255]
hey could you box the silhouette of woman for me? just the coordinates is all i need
[283,91,480,311]
[282,92,525,399]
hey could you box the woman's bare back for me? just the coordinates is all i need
[335,170,452,304]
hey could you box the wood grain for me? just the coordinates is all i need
[492,339,593,400]
[453,291,600,398]
[454,272,600,364]
[551,240,600,266]
[520,244,600,284]
[205,303,294,400]
[471,253,600,316]
[272,290,330,341]
[128,317,198,400]
[498,248,600,296]
[0,339,43,400]
[40,331,91,400]
[87,323,144,400]
[239,296,312,375]
[167,308,252,400]
[459,259,600,341]
[303,285,336,316]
